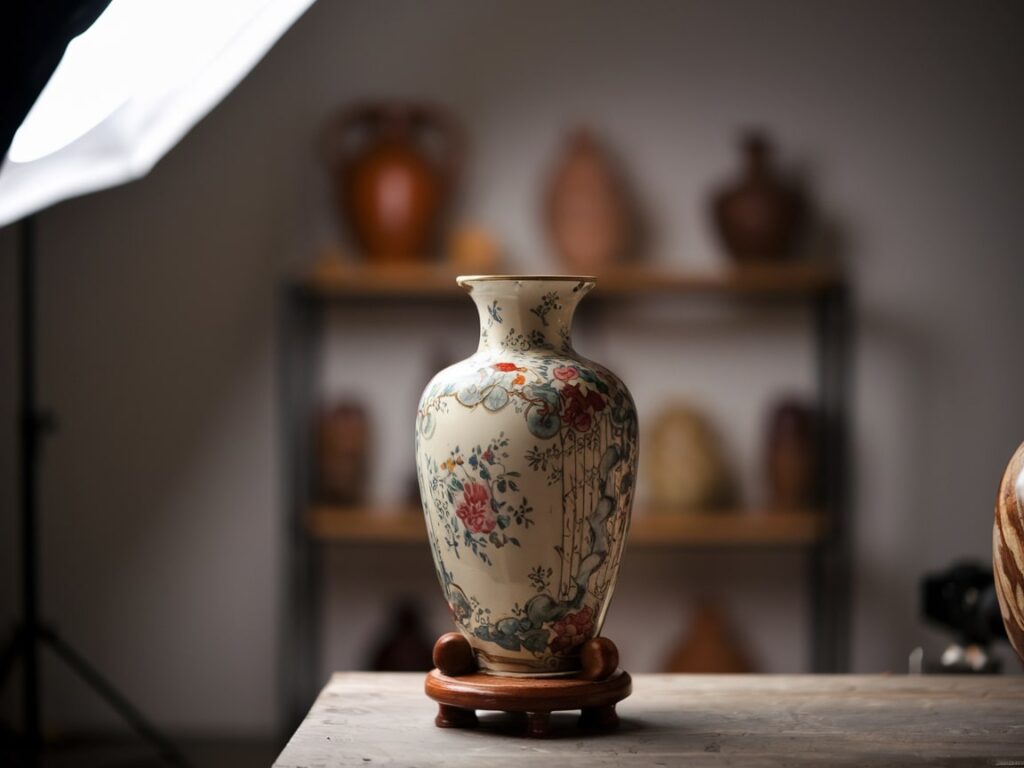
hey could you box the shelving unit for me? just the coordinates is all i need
[279,260,849,730]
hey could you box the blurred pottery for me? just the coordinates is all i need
[712,132,803,262]
[317,401,369,505]
[447,223,501,273]
[663,602,753,673]
[648,404,732,511]
[415,276,638,676]
[368,600,435,672]
[545,128,631,272]
[765,398,818,510]
[993,441,1024,661]
[324,102,461,262]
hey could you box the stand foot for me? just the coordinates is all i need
[579,704,618,731]
[526,711,551,738]
[435,703,478,729]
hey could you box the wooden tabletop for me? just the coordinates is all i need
[274,673,1024,767]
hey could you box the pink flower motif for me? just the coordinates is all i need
[455,481,496,534]
[549,606,596,654]
[553,366,579,381]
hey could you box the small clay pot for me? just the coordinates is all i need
[765,399,818,510]
[712,132,803,262]
[317,401,370,505]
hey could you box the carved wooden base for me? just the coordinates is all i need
[424,633,631,737]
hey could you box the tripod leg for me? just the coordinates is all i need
[0,627,26,692]
[39,628,192,768]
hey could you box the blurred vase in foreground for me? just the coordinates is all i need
[712,132,804,262]
[317,401,369,505]
[324,102,461,262]
[544,128,633,273]
[415,276,638,675]
[648,404,733,511]
[993,441,1024,662]
[764,398,818,510]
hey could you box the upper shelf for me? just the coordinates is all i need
[295,256,844,303]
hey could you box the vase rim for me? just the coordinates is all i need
[457,274,597,286]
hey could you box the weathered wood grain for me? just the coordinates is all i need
[274,673,1024,767]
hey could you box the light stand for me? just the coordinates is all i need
[0,216,191,767]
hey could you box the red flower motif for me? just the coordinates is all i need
[455,481,496,534]
[482,449,494,463]
[553,365,579,381]
[494,362,517,372]
[549,607,596,654]
[559,383,606,432]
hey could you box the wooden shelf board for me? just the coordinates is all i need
[297,257,842,302]
[305,506,825,548]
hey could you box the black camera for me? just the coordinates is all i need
[922,561,1006,645]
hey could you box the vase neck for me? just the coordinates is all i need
[459,276,595,356]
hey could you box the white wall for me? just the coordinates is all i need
[2,0,1023,735]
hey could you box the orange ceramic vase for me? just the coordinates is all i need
[325,103,461,262]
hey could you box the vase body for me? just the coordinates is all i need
[415,276,638,676]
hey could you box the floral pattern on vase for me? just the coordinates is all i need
[415,276,638,676]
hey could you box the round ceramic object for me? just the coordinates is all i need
[415,276,638,676]
[994,441,1024,661]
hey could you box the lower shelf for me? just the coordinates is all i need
[304,506,825,548]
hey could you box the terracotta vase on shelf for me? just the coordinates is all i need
[712,132,804,262]
[324,102,462,263]
[994,441,1024,662]
[415,276,638,676]
[764,399,818,510]
[368,600,435,672]
[544,129,632,273]
[316,401,369,505]
[663,602,754,674]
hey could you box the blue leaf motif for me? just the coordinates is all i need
[521,628,551,653]
[482,386,510,411]
[457,384,484,406]
[526,407,560,439]
[524,383,559,408]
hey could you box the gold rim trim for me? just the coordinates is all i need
[457,274,597,287]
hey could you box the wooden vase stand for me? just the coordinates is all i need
[424,632,631,738]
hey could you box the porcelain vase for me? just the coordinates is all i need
[415,276,638,676]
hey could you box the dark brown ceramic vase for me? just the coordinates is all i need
[325,103,461,262]
[712,133,803,262]
[765,399,818,510]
